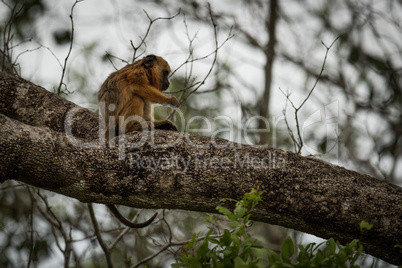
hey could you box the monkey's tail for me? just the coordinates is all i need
[106,204,158,228]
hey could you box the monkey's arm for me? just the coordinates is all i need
[129,84,179,107]
[106,205,158,228]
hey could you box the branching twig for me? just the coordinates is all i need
[31,190,73,268]
[105,9,181,68]
[56,0,83,95]
[105,51,129,70]
[280,90,299,152]
[130,9,181,63]
[1,0,23,74]
[281,37,339,154]
[298,38,339,109]
[108,208,147,249]
[87,203,113,268]
[88,204,153,267]
[27,188,35,268]
[32,40,64,68]
[133,211,244,267]
[167,3,234,120]
[133,210,172,267]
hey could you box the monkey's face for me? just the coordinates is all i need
[161,69,170,91]
[141,55,171,92]
[157,57,171,92]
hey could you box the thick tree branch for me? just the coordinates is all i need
[0,72,401,265]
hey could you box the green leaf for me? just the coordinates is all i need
[325,238,336,256]
[234,256,248,267]
[196,230,213,259]
[184,233,199,249]
[204,214,215,224]
[220,197,238,203]
[174,189,267,267]
[281,236,295,262]
[314,250,324,265]
[234,205,247,218]
[124,256,132,265]
[209,238,220,245]
[233,223,246,237]
[196,242,209,259]
[243,214,251,224]
[229,220,241,228]
[222,248,232,255]
[268,249,281,265]
[232,234,240,248]
[221,229,232,247]
[216,206,236,220]
[360,220,373,231]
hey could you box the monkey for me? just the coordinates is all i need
[98,54,179,141]
[98,55,179,228]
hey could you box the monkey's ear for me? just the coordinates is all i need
[142,55,157,68]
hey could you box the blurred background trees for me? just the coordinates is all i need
[1,0,401,266]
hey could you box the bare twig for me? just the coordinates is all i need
[281,37,339,154]
[56,0,83,95]
[108,208,150,249]
[133,210,244,267]
[298,38,339,110]
[1,0,23,74]
[105,51,129,70]
[279,89,299,152]
[87,203,113,268]
[27,188,35,268]
[167,3,234,120]
[130,9,181,63]
[105,9,181,68]
[133,210,172,267]
[32,40,64,68]
[32,190,73,268]
[88,204,154,267]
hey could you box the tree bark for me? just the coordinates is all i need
[0,72,401,265]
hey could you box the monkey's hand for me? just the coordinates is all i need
[167,96,180,108]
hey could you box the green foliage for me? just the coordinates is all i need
[124,256,132,266]
[173,188,371,268]
[173,188,266,267]
[268,238,364,268]
[359,220,373,232]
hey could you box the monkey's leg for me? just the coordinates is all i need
[118,98,150,133]
[121,119,149,132]
[107,205,158,228]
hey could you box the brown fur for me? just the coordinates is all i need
[98,55,179,141]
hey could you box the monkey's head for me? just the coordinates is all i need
[141,55,171,92]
